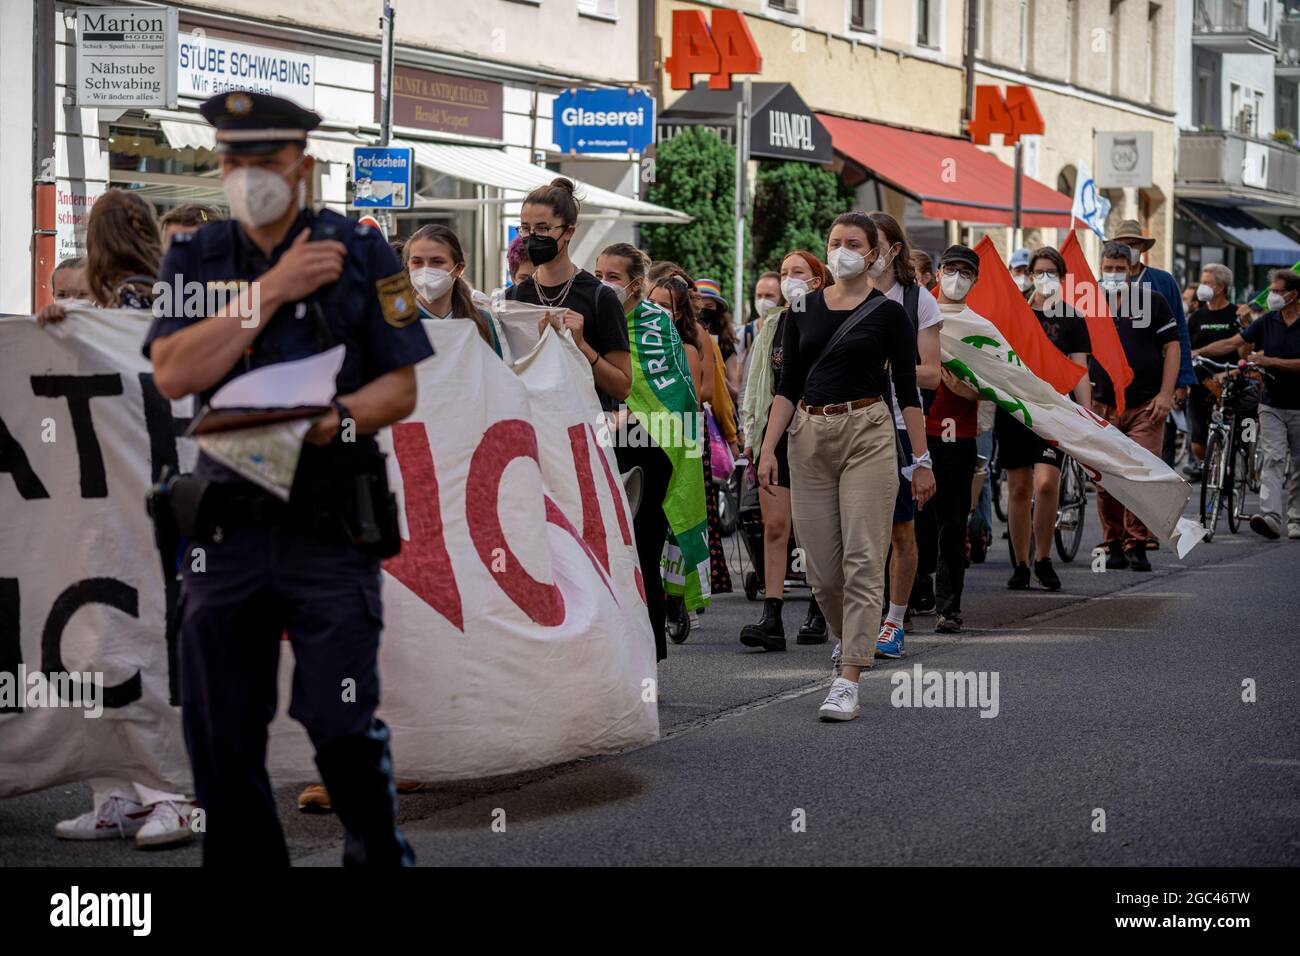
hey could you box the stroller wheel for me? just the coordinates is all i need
[744,571,760,601]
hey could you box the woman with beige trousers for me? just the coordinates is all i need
[758,213,936,722]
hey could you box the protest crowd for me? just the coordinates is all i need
[8,90,1300,867]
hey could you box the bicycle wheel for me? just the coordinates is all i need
[1055,459,1087,562]
[1199,430,1225,542]
[1229,436,1251,534]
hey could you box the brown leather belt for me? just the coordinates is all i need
[800,396,882,417]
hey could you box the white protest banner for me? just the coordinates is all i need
[0,311,193,797]
[941,307,1205,558]
[1,311,657,797]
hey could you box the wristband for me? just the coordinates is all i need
[901,451,932,481]
[588,349,599,367]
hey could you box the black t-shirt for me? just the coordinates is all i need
[775,288,919,409]
[1242,311,1300,409]
[1035,300,1091,357]
[1188,304,1239,350]
[1089,283,1181,407]
[506,268,631,410]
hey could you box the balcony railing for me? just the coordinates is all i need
[1193,0,1279,53]
[1178,130,1300,202]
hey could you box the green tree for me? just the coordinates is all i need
[751,160,854,278]
[642,127,747,307]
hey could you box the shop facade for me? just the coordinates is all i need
[3,0,680,315]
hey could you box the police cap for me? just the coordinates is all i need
[198,91,322,155]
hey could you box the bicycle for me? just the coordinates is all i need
[1192,356,1264,541]
[1004,452,1089,564]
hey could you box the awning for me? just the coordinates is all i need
[1181,200,1300,266]
[817,113,1074,228]
[145,110,367,164]
[394,139,691,223]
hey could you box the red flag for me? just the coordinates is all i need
[964,236,1089,395]
[1059,230,1134,413]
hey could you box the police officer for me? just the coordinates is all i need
[144,92,432,866]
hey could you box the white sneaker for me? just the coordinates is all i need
[54,795,149,841]
[818,676,859,722]
[135,800,195,849]
[1288,522,1300,540]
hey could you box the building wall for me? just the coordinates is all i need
[657,0,966,134]
[179,0,641,86]
[0,0,35,315]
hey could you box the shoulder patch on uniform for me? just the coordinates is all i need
[376,271,418,328]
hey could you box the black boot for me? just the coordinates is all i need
[1105,542,1129,570]
[797,596,829,645]
[1126,542,1152,572]
[740,597,786,651]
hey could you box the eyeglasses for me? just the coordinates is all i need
[1031,269,1059,279]
[517,223,566,237]
[941,266,976,279]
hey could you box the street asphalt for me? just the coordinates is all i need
[3,495,1297,866]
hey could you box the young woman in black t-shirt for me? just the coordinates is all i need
[506,177,631,410]
[759,213,935,723]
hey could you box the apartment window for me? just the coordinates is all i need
[849,0,878,34]
[1065,0,1077,82]
[1144,3,1158,103]
[768,0,801,13]
[577,0,617,18]
[1110,0,1124,96]
[1019,1,1031,71]
[916,0,940,48]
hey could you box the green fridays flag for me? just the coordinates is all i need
[625,300,711,611]
[1253,260,1300,308]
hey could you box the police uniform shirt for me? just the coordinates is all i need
[143,208,434,484]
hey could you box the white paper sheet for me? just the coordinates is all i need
[209,344,345,410]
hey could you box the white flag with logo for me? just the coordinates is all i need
[1071,160,1112,240]
[941,307,1205,558]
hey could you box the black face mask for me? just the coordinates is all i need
[526,233,561,266]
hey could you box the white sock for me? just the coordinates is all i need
[885,602,907,627]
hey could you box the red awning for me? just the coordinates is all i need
[817,113,1074,229]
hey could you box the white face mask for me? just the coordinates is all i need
[867,246,895,279]
[602,279,632,305]
[1267,291,1291,312]
[1196,283,1215,302]
[1101,272,1129,291]
[410,267,455,303]
[1034,274,1061,299]
[780,277,810,302]
[222,158,304,228]
[828,247,867,280]
[754,296,779,318]
[940,272,973,302]
[1013,273,1032,292]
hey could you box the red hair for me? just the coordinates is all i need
[782,250,833,290]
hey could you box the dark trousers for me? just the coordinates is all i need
[617,442,673,662]
[916,437,978,615]
[180,524,413,867]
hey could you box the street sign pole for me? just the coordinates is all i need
[1012,139,1024,251]
[378,0,396,235]
[733,79,750,320]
